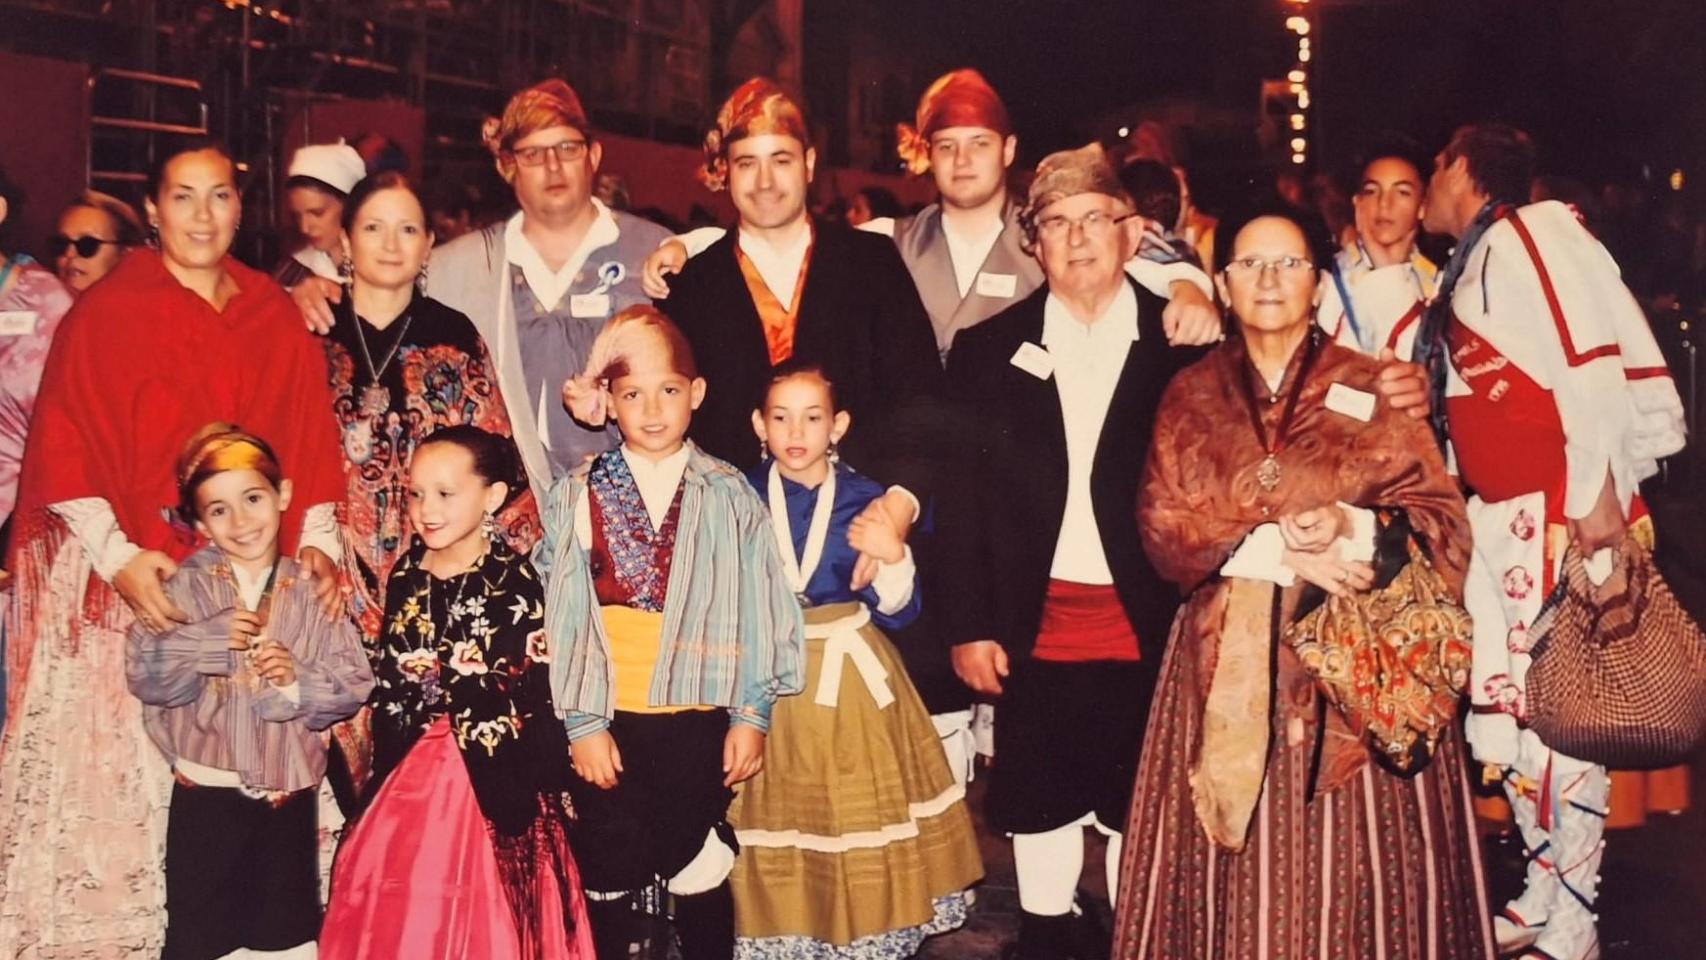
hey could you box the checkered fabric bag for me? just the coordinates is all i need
[1526,539,1706,767]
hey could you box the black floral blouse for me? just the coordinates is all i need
[368,536,569,835]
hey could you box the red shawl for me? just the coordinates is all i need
[13,249,343,562]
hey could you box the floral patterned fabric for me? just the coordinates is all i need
[324,293,540,645]
[586,450,679,613]
[367,536,570,837]
[734,894,970,960]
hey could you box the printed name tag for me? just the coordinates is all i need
[569,293,611,318]
[0,311,36,336]
[975,271,1018,299]
[1009,341,1054,381]
[1325,382,1376,422]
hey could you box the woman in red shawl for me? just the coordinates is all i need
[0,139,343,956]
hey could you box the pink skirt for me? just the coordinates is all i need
[320,717,594,959]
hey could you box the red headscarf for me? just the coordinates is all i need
[896,69,1012,175]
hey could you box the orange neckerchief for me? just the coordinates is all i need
[735,231,815,366]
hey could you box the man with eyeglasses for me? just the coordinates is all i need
[936,143,1203,960]
[296,79,669,493]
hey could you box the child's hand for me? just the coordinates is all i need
[847,509,905,566]
[723,725,766,787]
[228,609,264,651]
[251,640,298,687]
[571,731,623,790]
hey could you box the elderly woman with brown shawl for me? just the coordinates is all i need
[1111,210,1494,960]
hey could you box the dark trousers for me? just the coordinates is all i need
[566,710,736,960]
[986,658,1159,836]
[161,780,321,960]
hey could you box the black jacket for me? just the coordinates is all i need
[658,221,944,498]
[936,279,1202,661]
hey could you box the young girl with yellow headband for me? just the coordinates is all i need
[125,423,372,960]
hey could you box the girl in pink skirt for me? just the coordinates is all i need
[321,425,593,959]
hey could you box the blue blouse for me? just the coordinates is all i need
[745,461,922,632]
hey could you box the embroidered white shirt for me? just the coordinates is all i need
[503,199,621,313]
[1042,284,1139,584]
[736,224,813,308]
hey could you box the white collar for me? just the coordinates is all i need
[940,205,1006,249]
[503,199,621,311]
[1041,282,1140,348]
[737,221,814,307]
[618,444,692,530]
[230,560,277,610]
[766,463,836,596]
[293,247,341,282]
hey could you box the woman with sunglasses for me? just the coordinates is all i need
[51,190,144,295]
[1110,207,1492,959]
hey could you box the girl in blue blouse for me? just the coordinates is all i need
[729,362,983,960]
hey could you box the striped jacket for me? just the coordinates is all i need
[537,442,804,741]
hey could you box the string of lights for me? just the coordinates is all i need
[1285,1,1312,166]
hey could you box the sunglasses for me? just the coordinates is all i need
[48,234,120,259]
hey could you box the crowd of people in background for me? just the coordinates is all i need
[0,59,1695,960]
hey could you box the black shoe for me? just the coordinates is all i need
[1067,897,1112,960]
[672,883,735,960]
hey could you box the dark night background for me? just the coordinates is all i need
[900,0,1706,201]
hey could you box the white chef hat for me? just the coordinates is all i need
[286,141,366,197]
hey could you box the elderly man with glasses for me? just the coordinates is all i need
[297,79,670,494]
[935,143,1207,960]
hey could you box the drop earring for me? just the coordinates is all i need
[416,259,429,294]
[827,441,841,465]
[481,509,498,541]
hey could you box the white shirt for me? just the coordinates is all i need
[737,224,813,308]
[52,499,341,582]
[939,209,1007,298]
[572,444,692,546]
[503,199,621,313]
[1042,284,1140,584]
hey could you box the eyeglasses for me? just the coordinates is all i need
[1034,210,1135,239]
[48,234,120,259]
[1223,255,1314,277]
[508,139,590,167]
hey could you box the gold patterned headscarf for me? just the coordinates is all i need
[176,422,284,521]
[1018,142,1134,248]
[482,79,594,182]
[699,77,812,192]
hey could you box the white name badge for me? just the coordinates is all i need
[1325,382,1377,422]
[0,311,37,336]
[975,271,1018,299]
[1009,341,1054,381]
[569,293,611,318]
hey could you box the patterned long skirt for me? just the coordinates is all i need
[1112,634,1495,960]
